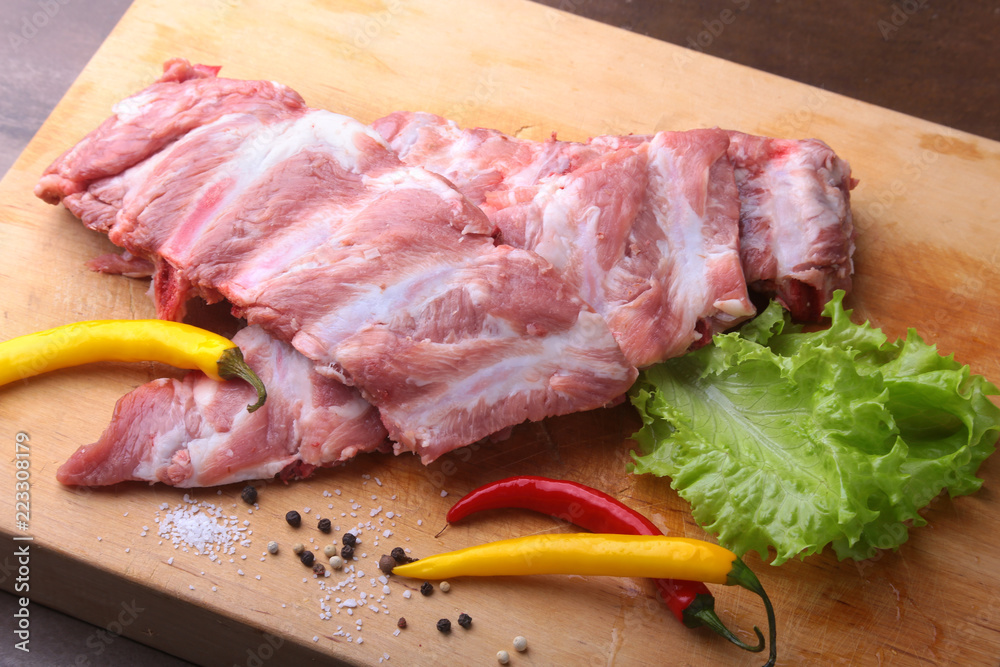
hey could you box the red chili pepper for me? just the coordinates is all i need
[447,476,766,654]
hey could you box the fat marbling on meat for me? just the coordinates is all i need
[725,131,856,320]
[375,112,755,368]
[36,59,637,468]
[374,112,855,326]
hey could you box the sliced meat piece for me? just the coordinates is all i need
[35,58,306,205]
[39,60,636,466]
[56,326,388,487]
[725,131,856,321]
[375,112,755,366]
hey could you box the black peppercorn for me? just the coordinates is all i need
[378,554,397,574]
[457,613,472,629]
[390,546,412,564]
[318,518,331,533]
[420,581,433,596]
[241,485,257,505]
[300,550,315,566]
[342,532,357,547]
[341,544,355,560]
[312,562,326,576]
[436,618,451,633]
[397,617,407,629]
[285,510,301,527]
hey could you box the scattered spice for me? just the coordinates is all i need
[241,485,258,505]
[285,510,302,527]
[329,555,345,570]
[436,618,451,633]
[323,544,337,558]
[292,542,304,555]
[342,533,358,547]
[420,582,433,596]
[267,541,278,555]
[341,544,355,560]
[390,546,412,564]
[378,554,397,575]
[312,562,326,576]
[457,613,472,629]
[318,518,332,534]
[497,650,510,665]
[513,636,527,652]
[397,617,407,629]
[300,551,315,567]
[439,581,451,593]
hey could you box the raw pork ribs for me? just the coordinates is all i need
[36,59,855,486]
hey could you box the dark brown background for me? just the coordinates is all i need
[533,0,1000,142]
[0,1,996,664]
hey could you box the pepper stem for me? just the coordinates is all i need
[683,593,765,652]
[727,557,777,667]
[217,347,267,412]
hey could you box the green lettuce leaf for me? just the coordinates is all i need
[629,292,1000,565]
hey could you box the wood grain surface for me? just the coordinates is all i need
[1,1,999,666]
[532,0,1000,144]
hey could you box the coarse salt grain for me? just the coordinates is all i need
[157,500,247,557]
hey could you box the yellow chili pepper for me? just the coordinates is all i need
[394,534,734,581]
[393,534,777,667]
[0,320,267,412]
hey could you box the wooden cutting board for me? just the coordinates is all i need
[2,1,1000,665]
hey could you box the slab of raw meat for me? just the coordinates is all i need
[725,131,856,321]
[375,112,755,367]
[374,112,856,327]
[37,60,637,465]
[56,327,388,487]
